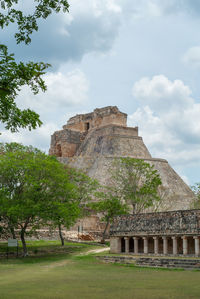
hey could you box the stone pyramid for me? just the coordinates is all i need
[49,106,195,215]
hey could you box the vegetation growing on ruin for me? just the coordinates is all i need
[111,157,162,214]
[90,186,129,242]
[191,183,200,208]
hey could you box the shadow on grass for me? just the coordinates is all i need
[0,240,98,265]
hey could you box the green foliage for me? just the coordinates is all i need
[0,45,50,132]
[90,186,129,241]
[0,0,69,132]
[91,187,129,223]
[0,0,69,44]
[67,167,99,214]
[111,157,162,214]
[45,167,98,245]
[191,183,200,208]
[0,142,78,254]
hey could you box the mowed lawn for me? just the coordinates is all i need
[0,241,200,299]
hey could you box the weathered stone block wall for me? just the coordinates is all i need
[63,106,127,133]
[71,215,105,232]
[49,129,86,157]
[63,113,93,132]
[110,209,200,237]
[75,125,150,158]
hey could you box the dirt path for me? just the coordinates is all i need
[79,247,110,255]
[44,247,110,269]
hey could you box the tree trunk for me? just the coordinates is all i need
[132,203,136,214]
[9,226,16,239]
[20,229,28,256]
[101,220,110,243]
[58,224,64,246]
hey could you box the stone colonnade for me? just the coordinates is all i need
[112,235,200,256]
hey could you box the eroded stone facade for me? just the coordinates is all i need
[49,106,195,217]
[49,106,128,157]
[110,209,200,256]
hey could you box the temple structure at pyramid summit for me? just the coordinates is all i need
[49,106,195,232]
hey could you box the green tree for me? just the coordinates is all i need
[0,45,50,132]
[0,1,69,132]
[90,186,129,243]
[111,157,162,214]
[0,142,78,256]
[191,183,200,208]
[41,194,81,246]
[46,168,99,246]
[68,167,99,210]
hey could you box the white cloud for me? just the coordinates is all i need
[106,0,122,13]
[5,0,199,66]
[16,69,89,114]
[182,46,200,68]
[70,0,122,17]
[129,75,200,169]
[0,68,90,152]
[4,0,124,65]
[132,75,192,113]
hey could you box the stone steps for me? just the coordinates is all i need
[97,256,200,269]
[136,258,200,269]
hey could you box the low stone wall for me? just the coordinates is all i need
[97,255,200,270]
[0,229,104,242]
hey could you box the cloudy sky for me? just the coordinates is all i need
[1,0,200,186]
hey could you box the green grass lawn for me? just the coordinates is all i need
[0,241,200,299]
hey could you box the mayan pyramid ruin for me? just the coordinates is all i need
[49,106,195,230]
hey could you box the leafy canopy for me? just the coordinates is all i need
[191,183,200,208]
[0,45,50,132]
[111,157,162,214]
[90,186,129,242]
[0,0,69,45]
[0,142,77,254]
[0,0,69,132]
[91,187,129,223]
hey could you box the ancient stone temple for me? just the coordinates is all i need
[49,106,195,217]
[110,209,200,257]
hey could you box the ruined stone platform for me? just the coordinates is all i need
[97,255,200,270]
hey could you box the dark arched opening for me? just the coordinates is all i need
[138,238,144,253]
[56,144,62,157]
[129,238,134,252]
[85,122,90,131]
[188,237,195,254]
[121,237,125,253]
[177,237,183,254]
[148,237,154,254]
[168,238,173,254]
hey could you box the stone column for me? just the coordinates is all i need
[153,237,159,254]
[193,236,200,256]
[124,237,129,254]
[182,236,188,255]
[133,237,138,254]
[110,237,121,254]
[143,237,148,254]
[162,236,168,255]
[172,237,178,255]
[117,237,121,253]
